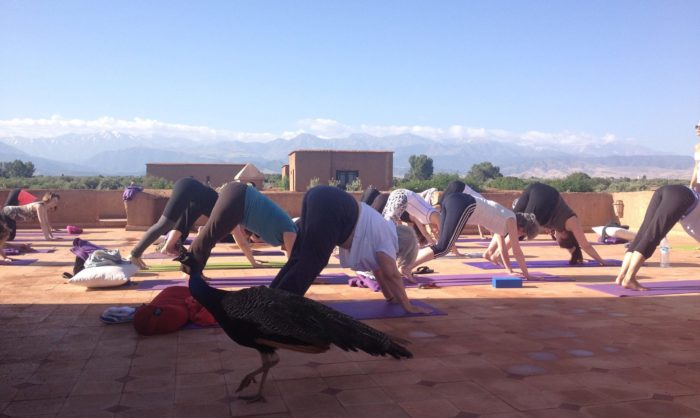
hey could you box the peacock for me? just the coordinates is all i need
[177,252,413,402]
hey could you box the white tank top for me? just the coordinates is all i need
[467,196,515,236]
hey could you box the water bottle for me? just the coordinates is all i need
[659,237,671,268]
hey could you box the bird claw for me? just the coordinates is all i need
[238,394,266,403]
[235,375,257,393]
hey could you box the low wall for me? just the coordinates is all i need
[611,190,687,237]
[0,189,126,228]
[0,188,630,233]
[124,189,617,232]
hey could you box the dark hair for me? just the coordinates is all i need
[437,180,466,206]
[360,186,380,205]
[515,212,539,240]
[556,231,583,265]
[370,193,390,213]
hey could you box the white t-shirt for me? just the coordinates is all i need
[462,185,484,200]
[340,203,398,272]
[467,196,515,236]
[406,191,437,224]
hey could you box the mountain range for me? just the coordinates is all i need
[0,132,692,179]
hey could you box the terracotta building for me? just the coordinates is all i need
[287,150,393,192]
[146,163,246,188]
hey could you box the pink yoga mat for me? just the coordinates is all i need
[350,272,570,292]
[465,259,622,269]
[577,281,700,297]
[137,273,350,290]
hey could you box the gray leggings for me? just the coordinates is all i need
[130,216,176,257]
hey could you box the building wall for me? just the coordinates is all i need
[611,190,687,237]
[288,151,393,192]
[146,163,246,188]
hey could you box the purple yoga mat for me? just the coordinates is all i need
[2,248,54,256]
[143,250,284,259]
[326,299,445,320]
[456,237,490,243]
[3,258,38,266]
[137,273,350,290]
[474,241,608,247]
[464,259,622,269]
[350,272,571,292]
[578,280,700,297]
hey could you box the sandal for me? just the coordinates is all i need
[413,266,434,275]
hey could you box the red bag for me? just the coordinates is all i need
[133,286,191,335]
[17,190,37,206]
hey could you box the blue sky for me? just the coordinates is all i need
[1,0,698,152]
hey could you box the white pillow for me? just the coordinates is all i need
[69,264,138,288]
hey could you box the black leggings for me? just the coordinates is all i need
[131,178,213,257]
[3,189,21,241]
[190,182,247,268]
[270,186,358,295]
[430,193,475,258]
[627,185,695,259]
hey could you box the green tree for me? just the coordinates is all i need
[406,154,434,181]
[558,172,594,192]
[0,160,35,178]
[465,161,502,186]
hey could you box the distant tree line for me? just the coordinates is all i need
[395,154,686,193]
[0,158,686,192]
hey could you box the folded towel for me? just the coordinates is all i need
[100,306,136,324]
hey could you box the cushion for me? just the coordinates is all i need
[68,263,138,288]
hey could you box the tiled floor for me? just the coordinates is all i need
[2,228,700,417]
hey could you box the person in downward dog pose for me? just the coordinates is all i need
[411,184,539,279]
[513,182,608,265]
[382,188,441,246]
[130,178,218,269]
[188,181,297,270]
[614,184,700,290]
[269,186,428,314]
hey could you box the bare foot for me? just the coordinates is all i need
[621,278,648,291]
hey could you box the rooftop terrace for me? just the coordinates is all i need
[2,228,700,417]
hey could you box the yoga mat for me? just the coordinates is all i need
[456,237,489,243]
[326,300,446,320]
[349,272,571,292]
[473,241,608,247]
[137,273,350,290]
[15,230,77,236]
[3,258,38,266]
[2,248,54,256]
[578,280,700,297]
[144,260,286,272]
[464,259,622,269]
[143,250,284,259]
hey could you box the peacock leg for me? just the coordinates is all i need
[238,352,280,403]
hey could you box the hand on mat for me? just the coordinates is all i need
[130,256,148,270]
[405,304,432,314]
[0,257,13,264]
[250,259,269,268]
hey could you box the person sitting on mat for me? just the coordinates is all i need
[130,177,219,269]
[187,181,297,270]
[411,184,540,280]
[382,188,441,246]
[1,191,60,241]
[615,185,700,290]
[513,182,608,265]
[268,186,429,314]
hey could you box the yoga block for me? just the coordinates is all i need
[492,276,522,288]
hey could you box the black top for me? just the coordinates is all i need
[513,182,575,230]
